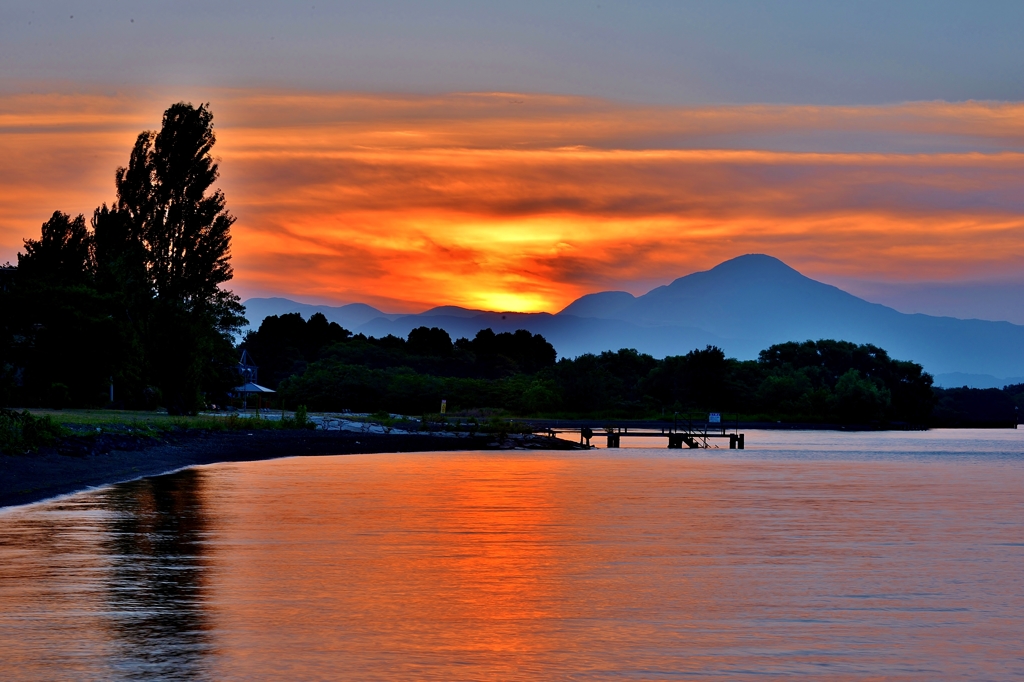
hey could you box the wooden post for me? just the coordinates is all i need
[738,433,745,449]
[607,433,620,448]
[729,434,737,449]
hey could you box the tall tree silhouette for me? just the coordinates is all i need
[93,102,244,412]
[98,103,239,314]
[149,104,236,309]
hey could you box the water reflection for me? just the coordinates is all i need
[100,469,212,680]
[0,469,214,681]
[1,436,1023,680]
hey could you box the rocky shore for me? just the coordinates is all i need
[0,429,586,509]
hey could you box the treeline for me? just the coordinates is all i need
[240,313,560,416]
[933,384,1022,428]
[240,313,989,425]
[0,103,244,414]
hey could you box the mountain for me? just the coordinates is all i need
[558,254,1024,380]
[933,373,1009,389]
[560,291,637,319]
[417,306,490,319]
[241,297,401,332]
[356,311,728,360]
[242,255,1024,383]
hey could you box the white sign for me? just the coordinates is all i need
[709,412,721,423]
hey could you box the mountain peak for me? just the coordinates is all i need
[710,253,798,274]
[418,305,488,318]
[558,290,636,318]
[667,254,804,288]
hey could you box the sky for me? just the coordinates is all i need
[2,1,1023,318]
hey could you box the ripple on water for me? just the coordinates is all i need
[1,429,1023,680]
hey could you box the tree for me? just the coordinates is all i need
[833,369,891,423]
[96,103,239,314]
[18,212,94,286]
[240,313,351,389]
[407,327,454,357]
[459,328,557,376]
[93,102,245,413]
[11,212,114,406]
[642,345,731,412]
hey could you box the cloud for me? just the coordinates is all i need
[2,90,1024,310]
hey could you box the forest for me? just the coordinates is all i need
[239,312,1022,427]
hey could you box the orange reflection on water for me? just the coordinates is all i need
[2,443,1024,680]
[203,454,591,677]
[196,451,1024,679]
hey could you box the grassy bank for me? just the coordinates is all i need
[1,407,316,456]
[24,408,311,431]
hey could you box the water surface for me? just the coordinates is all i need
[2,430,1023,680]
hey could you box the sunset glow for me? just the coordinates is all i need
[2,91,1023,312]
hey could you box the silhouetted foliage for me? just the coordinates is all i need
[18,212,94,287]
[5,212,116,407]
[642,345,740,413]
[247,322,557,396]
[931,386,1018,427]
[268,325,940,424]
[239,313,351,389]
[1005,383,1024,412]
[554,349,658,414]
[458,328,557,376]
[750,340,934,423]
[95,102,244,412]
[407,326,454,357]
[0,408,65,454]
[4,102,244,413]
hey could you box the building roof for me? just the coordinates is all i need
[233,382,276,393]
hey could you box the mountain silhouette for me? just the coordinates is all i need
[242,297,400,331]
[244,254,1024,383]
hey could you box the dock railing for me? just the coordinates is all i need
[538,412,745,450]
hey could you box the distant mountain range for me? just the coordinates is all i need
[243,254,1024,388]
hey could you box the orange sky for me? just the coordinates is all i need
[2,90,1023,313]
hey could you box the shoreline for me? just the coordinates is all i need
[524,418,1018,431]
[0,429,583,510]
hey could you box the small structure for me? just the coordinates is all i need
[233,381,276,413]
[238,350,259,385]
[541,413,745,450]
[233,351,275,413]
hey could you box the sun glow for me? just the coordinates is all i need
[2,90,1024,312]
[473,292,552,314]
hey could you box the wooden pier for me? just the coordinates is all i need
[537,414,746,450]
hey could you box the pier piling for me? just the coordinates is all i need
[536,415,746,451]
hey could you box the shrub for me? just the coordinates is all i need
[278,404,314,430]
[0,409,65,454]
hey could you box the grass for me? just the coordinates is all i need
[21,407,314,435]
[26,409,211,430]
[1,406,319,456]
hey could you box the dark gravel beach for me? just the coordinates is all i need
[0,430,584,509]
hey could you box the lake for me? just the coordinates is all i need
[2,430,1023,680]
